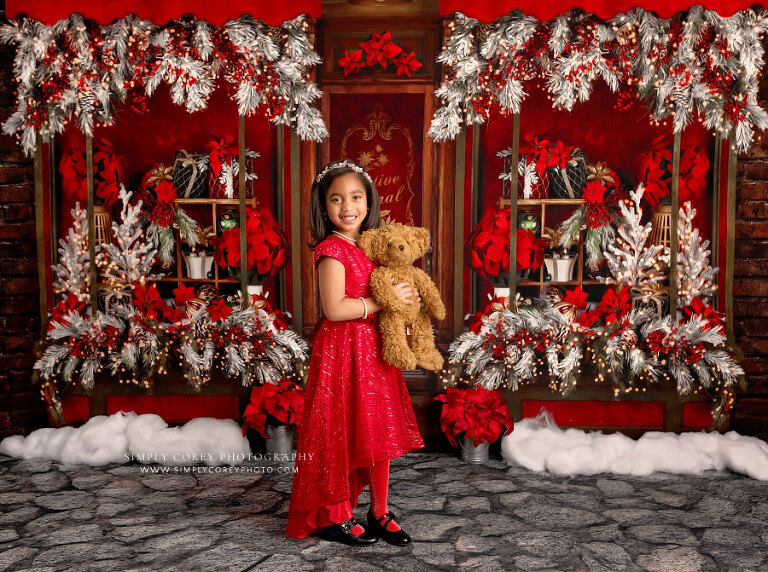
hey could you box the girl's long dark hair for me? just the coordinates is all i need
[308,160,381,247]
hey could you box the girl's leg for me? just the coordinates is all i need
[369,460,401,532]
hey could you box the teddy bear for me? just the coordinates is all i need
[359,223,446,371]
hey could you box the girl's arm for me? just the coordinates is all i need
[318,257,416,321]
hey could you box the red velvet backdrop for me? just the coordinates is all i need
[440,0,759,20]
[330,94,425,227]
[7,0,320,25]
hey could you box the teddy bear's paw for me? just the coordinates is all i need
[417,351,444,372]
[384,345,417,370]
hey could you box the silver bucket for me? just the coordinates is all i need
[265,424,295,457]
[460,437,489,464]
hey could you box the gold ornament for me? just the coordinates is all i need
[146,164,174,187]
[586,161,617,187]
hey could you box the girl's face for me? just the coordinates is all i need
[325,173,368,237]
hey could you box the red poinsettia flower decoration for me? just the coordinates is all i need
[578,309,602,328]
[48,293,86,331]
[564,286,589,310]
[59,141,124,207]
[155,180,178,204]
[360,31,403,68]
[466,208,546,286]
[173,284,197,309]
[597,286,633,326]
[242,381,305,438]
[206,298,233,322]
[547,140,575,170]
[161,305,186,324]
[582,180,606,204]
[683,297,725,335]
[212,208,290,283]
[519,134,551,174]
[131,283,167,320]
[394,51,422,77]
[435,386,514,446]
[206,135,239,177]
[337,49,365,77]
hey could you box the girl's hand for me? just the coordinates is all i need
[393,282,420,305]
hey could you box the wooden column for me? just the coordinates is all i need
[290,130,303,333]
[453,129,466,337]
[710,134,722,275]
[508,113,521,306]
[726,133,737,348]
[669,130,681,319]
[469,125,481,313]
[86,134,97,313]
[238,114,249,308]
[34,136,47,334]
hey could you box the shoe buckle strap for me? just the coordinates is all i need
[379,511,398,528]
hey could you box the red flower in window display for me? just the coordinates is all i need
[206,135,239,178]
[48,294,87,331]
[338,49,365,77]
[173,284,197,308]
[212,208,290,284]
[466,208,546,287]
[582,180,606,204]
[241,381,305,438]
[360,31,403,68]
[131,283,167,320]
[434,386,514,447]
[547,140,575,170]
[206,298,234,323]
[564,286,589,310]
[638,137,709,207]
[519,134,551,175]
[597,286,633,326]
[683,297,725,335]
[59,141,124,208]
[394,51,422,77]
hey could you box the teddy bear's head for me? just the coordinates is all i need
[359,223,431,268]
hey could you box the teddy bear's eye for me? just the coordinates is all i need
[387,242,392,248]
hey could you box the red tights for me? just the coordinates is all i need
[340,460,400,535]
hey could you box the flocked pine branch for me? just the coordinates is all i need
[601,186,666,290]
[677,201,718,306]
[52,204,92,303]
[100,187,164,287]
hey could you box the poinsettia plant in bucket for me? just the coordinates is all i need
[242,381,304,455]
[212,207,290,285]
[435,386,514,464]
[465,207,547,287]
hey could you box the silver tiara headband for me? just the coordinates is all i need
[315,160,374,185]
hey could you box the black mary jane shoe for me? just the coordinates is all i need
[367,510,412,546]
[321,518,378,546]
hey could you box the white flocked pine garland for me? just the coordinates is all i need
[0,14,328,156]
[430,7,768,152]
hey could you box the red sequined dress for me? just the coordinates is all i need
[286,235,425,538]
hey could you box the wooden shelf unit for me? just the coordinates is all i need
[166,197,259,290]
[498,197,596,295]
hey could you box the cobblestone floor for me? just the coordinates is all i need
[1,451,767,571]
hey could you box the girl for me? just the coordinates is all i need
[286,159,425,546]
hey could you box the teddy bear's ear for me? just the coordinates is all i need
[411,226,431,257]
[358,229,377,259]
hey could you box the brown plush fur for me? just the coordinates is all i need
[359,223,446,371]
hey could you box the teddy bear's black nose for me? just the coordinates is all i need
[399,245,405,251]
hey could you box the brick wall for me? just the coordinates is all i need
[732,76,768,436]
[0,32,47,439]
